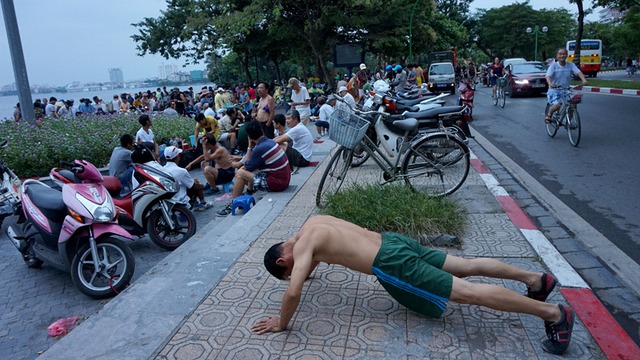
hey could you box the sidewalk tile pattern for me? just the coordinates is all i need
[157,147,606,359]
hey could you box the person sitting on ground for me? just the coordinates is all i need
[163,102,179,115]
[163,146,211,212]
[273,114,287,138]
[252,215,574,355]
[135,114,159,158]
[218,108,243,155]
[315,95,334,140]
[274,109,313,168]
[108,134,134,190]
[217,121,290,216]
[199,133,236,195]
[338,86,356,109]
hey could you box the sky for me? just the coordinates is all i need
[1,0,600,87]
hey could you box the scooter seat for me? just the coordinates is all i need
[403,105,465,119]
[391,118,419,132]
[25,184,66,223]
[395,104,420,113]
[396,97,425,107]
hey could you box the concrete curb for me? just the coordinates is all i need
[469,148,640,359]
[581,86,640,96]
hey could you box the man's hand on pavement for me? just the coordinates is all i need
[251,316,283,334]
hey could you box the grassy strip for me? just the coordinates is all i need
[0,113,193,178]
[573,79,640,90]
[320,182,466,241]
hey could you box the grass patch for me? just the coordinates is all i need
[573,79,640,90]
[320,182,466,242]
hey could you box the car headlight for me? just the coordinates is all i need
[515,79,529,85]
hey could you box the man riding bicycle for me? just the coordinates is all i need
[489,57,504,99]
[545,48,588,123]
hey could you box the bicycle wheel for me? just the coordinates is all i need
[316,146,353,208]
[544,104,559,137]
[567,107,581,147]
[499,87,506,108]
[401,134,470,196]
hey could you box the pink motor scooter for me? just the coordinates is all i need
[7,160,135,299]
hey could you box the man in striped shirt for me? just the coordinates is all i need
[217,121,291,216]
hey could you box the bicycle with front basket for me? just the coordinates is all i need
[316,100,470,208]
[493,74,507,108]
[545,85,582,147]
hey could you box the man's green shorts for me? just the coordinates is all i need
[372,232,452,318]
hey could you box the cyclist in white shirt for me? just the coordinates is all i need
[545,48,588,123]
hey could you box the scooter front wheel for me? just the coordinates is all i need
[70,237,135,299]
[147,204,196,250]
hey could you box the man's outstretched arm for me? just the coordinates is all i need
[251,244,314,334]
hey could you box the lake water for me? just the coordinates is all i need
[0,83,214,120]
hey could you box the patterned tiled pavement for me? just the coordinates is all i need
[156,146,606,360]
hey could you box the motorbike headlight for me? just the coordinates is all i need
[93,206,115,222]
[160,177,178,192]
[515,79,529,85]
[373,93,383,104]
[75,192,115,222]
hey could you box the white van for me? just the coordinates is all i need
[427,62,456,94]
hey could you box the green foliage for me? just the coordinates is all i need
[0,113,193,178]
[474,3,575,60]
[320,183,467,240]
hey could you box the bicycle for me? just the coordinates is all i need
[316,100,470,208]
[545,86,582,147]
[493,75,507,108]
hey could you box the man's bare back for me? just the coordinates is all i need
[292,216,381,275]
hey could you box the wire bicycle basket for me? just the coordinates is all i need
[328,102,370,149]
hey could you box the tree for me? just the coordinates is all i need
[474,3,574,61]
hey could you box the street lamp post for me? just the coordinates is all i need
[525,25,548,62]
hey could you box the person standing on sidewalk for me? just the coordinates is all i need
[253,216,574,355]
[288,77,312,126]
[255,82,276,139]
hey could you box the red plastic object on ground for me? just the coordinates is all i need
[47,316,79,337]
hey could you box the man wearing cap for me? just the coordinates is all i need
[356,63,369,99]
[288,77,311,126]
[391,64,408,92]
[338,86,356,109]
[163,146,211,212]
[214,87,226,115]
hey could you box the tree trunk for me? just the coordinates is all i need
[240,51,252,85]
[254,56,260,83]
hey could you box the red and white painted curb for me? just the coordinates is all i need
[582,86,640,96]
[470,152,640,359]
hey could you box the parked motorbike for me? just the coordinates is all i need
[0,141,21,227]
[50,147,196,251]
[7,160,135,299]
[457,80,475,116]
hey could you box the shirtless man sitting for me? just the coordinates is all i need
[201,133,235,191]
[252,216,574,355]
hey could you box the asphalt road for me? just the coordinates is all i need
[468,83,640,269]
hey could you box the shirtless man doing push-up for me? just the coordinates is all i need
[252,216,574,355]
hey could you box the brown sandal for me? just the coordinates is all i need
[545,116,552,124]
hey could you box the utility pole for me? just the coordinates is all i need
[1,0,34,122]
